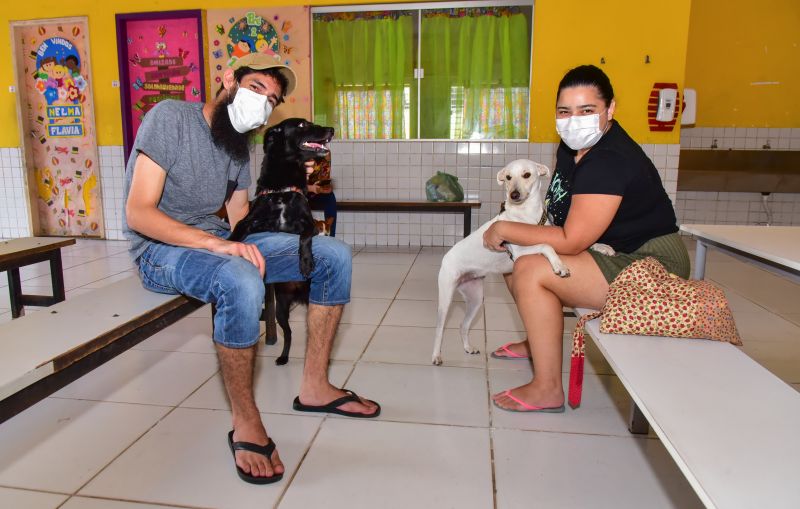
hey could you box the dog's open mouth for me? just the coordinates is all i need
[301,139,330,152]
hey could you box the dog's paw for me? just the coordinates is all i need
[553,263,571,278]
[432,355,443,366]
[275,355,289,366]
[590,243,616,256]
[464,345,480,355]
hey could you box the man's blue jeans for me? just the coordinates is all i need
[136,231,351,349]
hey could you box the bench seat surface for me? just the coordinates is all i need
[0,276,187,400]
[577,308,800,509]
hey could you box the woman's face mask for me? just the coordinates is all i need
[227,86,274,133]
[555,113,605,151]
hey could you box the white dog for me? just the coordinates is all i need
[431,159,613,366]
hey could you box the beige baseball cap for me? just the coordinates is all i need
[229,53,297,96]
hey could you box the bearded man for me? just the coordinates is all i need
[123,53,379,485]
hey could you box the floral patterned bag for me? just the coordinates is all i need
[568,257,741,408]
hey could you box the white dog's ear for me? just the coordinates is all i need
[536,163,551,178]
[496,167,508,185]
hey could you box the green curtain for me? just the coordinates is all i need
[420,8,530,139]
[313,12,416,139]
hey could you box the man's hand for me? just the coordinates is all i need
[206,237,266,277]
[483,222,508,252]
[305,160,315,175]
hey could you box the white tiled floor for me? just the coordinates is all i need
[1,237,799,508]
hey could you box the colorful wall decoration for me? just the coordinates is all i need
[116,10,206,163]
[11,17,105,238]
[206,7,312,125]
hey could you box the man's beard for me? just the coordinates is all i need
[210,99,250,164]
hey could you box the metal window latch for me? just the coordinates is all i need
[413,68,425,79]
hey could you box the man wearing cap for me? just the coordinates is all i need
[124,53,380,485]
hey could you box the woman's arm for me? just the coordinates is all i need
[484,194,622,255]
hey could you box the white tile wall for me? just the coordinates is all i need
[98,146,127,240]
[249,140,680,247]
[680,127,800,151]
[0,148,31,239]
[2,141,680,246]
[677,127,800,227]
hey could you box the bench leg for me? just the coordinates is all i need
[8,268,24,318]
[48,250,66,303]
[692,241,708,280]
[628,402,650,435]
[463,209,472,238]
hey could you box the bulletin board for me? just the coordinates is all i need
[10,17,105,238]
[115,10,207,164]
[205,7,312,125]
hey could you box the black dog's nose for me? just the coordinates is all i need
[510,190,520,200]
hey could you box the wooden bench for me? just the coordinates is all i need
[0,276,202,424]
[312,199,482,238]
[1,237,76,318]
[574,307,800,508]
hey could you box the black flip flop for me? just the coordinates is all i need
[292,390,381,418]
[227,430,284,485]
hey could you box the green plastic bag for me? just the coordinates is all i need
[425,171,464,202]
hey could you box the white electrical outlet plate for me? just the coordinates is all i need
[9,86,16,93]
[111,80,120,88]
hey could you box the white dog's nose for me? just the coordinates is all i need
[510,190,520,201]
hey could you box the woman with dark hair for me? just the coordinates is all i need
[484,64,689,412]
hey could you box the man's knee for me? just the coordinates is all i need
[312,237,351,274]
[216,257,265,307]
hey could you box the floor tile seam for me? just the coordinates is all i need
[56,493,207,509]
[47,396,178,409]
[65,403,181,500]
[355,358,488,371]
[489,426,659,441]
[0,483,72,497]
[713,280,799,319]
[272,416,327,507]
[19,254,122,284]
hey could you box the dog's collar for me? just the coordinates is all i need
[537,209,547,226]
[259,187,300,196]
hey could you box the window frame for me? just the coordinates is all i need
[310,0,534,140]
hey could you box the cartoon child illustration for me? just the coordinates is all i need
[36,57,57,80]
[64,55,80,77]
[231,37,253,58]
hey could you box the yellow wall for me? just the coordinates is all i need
[684,0,800,127]
[530,0,691,143]
[0,0,692,147]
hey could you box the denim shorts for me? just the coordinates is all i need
[136,231,352,348]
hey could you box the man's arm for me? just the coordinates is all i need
[226,189,250,230]
[126,153,265,275]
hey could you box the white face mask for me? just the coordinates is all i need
[555,113,605,151]
[227,86,274,133]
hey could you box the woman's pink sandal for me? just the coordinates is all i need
[493,390,565,413]
[490,342,530,360]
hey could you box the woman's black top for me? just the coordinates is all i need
[545,121,678,253]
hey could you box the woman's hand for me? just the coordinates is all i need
[483,221,507,252]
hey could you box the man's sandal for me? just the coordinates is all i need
[227,430,283,484]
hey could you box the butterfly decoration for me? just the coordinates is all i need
[178,48,190,59]
[132,77,144,90]
[157,25,167,38]
[55,146,69,155]
[129,53,141,67]
[281,21,293,32]
[191,87,201,97]
[282,45,294,55]
[188,63,198,73]
[215,24,225,35]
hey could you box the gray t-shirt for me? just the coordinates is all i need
[123,100,251,263]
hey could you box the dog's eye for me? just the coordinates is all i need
[523,172,531,179]
[505,175,511,180]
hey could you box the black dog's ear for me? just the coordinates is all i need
[263,124,284,153]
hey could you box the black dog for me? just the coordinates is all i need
[228,118,334,365]
[228,118,334,277]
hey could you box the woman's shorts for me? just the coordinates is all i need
[588,232,690,283]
